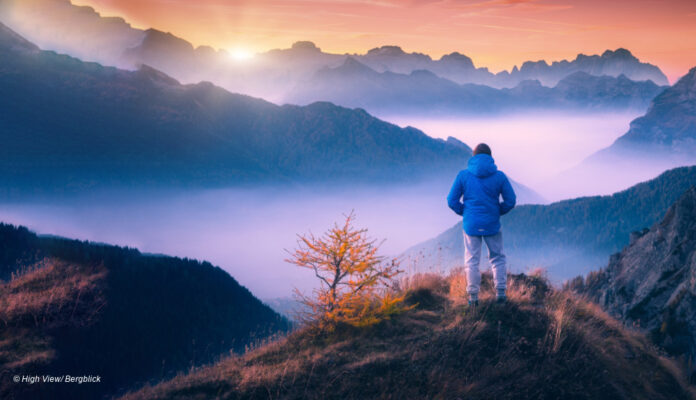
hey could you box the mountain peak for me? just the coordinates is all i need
[366,45,406,57]
[601,48,638,61]
[135,64,180,86]
[519,60,550,72]
[291,41,320,52]
[445,136,473,154]
[439,52,475,69]
[324,56,378,77]
[137,28,194,53]
[669,65,696,88]
[677,65,696,86]
[607,61,696,152]
[340,56,373,69]
[0,22,39,53]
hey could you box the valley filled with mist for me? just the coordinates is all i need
[0,185,459,298]
[382,111,642,201]
[0,111,649,299]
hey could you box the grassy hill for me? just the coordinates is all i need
[0,223,289,399]
[120,273,694,400]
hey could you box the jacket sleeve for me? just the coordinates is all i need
[499,173,516,215]
[447,172,465,216]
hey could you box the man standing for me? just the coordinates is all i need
[447,143,516,306]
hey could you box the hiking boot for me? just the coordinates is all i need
[496,289,507,304]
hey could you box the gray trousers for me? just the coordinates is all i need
[463,231,507,295]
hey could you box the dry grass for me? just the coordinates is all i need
[120,271,695,400]
[0,258,106,371]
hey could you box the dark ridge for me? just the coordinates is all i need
[0,223,290,399]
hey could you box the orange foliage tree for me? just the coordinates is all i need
[286,212,408,327]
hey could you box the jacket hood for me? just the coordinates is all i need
[467,154,498,178]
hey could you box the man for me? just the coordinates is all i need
[447,143,516,306]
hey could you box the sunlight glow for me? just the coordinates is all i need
[228,48,254,62]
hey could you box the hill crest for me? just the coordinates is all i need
[119,272,695,400]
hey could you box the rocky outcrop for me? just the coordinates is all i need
[574,186,696,379]
[588,66,696,160]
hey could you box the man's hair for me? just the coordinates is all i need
[473,143,492,156]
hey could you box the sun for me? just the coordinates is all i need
[228,48,255,62]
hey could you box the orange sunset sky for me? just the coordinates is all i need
[74,0,696,82]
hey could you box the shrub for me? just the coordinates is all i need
[286,212,408,328]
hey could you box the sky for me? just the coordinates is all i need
[71,0,696,83]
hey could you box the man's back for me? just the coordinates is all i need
[447,153,516,236]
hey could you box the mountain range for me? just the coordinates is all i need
[0,22,474,194]
[0,0,670,112]
[554,67,696,199]
[590,66,696,160]
[357,45,668,88]
[0,222,289,399]
[402,166,696,281]
[286,57,665,115]
[567,186,696,382]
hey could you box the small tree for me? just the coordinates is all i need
[286,212,407,328]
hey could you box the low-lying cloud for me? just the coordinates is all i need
[382,111,641,201]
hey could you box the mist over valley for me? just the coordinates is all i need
[382,112,642,202]
[0,185,464,298]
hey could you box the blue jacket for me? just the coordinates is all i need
[447,154,516,236]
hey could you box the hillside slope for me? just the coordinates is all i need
[121,273,694,400]
[0,22,470,194]
[0,223,289,399]
[569,186,696,381]
[402,166,696,280]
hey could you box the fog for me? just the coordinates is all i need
[0,184,462,299]
[0,112,657,300]
[381,112,641,202]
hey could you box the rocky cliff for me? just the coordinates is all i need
[570,186,696,380]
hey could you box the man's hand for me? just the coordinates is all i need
[447,172,466,216]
